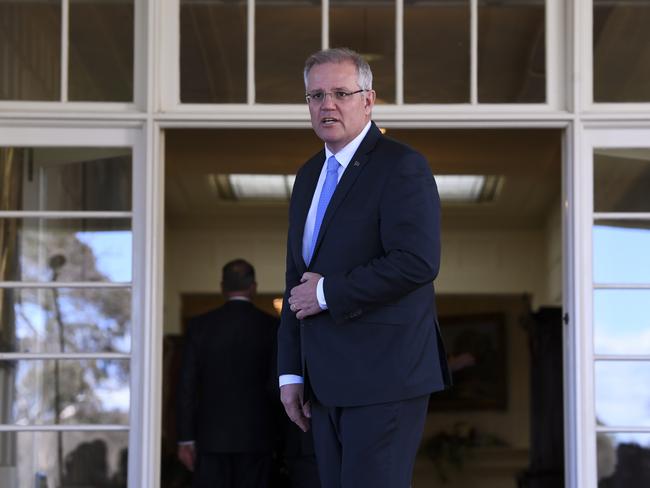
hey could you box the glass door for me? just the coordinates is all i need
[582,127,650,488]
[0,126,144,488]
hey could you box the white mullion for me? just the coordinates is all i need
[0,425,129,432]
[247,0,255,105]
[470,0,478,105]
[594,354,650,362]
[0,211,132,219]
[61,0,69,102]
[322,0,329,50]
[596,426,650,434]
[0,353,130,360]
[0,282,131,289]
[395,0,403,105]
[594,212,650,221]
[593,283,650,290]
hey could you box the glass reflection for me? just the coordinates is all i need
[595,361,650,428]
[594,290,650,355]
[0,288,131,353]
[256,0,320,103]
[594,0,650,102]
[0,0,61,100]
[180,0,247,103]
[0,218,132,283]
[594,149,650,213]
[0,147,132,211]
[0,359,129,425]
[0,431,128,488]
[593,221,650,284]
[331,0,395,103]
[69,0,134,101]
[404,0,469,103]
[598,433,650,486]
[478,0,545,103]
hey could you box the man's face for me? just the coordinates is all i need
[306,61,376,154]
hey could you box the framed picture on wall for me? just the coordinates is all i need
[429,313,508,411]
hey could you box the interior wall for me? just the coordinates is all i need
[163,216,551,335]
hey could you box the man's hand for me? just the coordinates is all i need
[288,272,322,320]
[177,443,196,472]
[280,383,311,432]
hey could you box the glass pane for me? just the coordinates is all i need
[68,0,134,101]
[594,221,650,284]
[404,0,469,103]
[0,359,129,425]
[594,149,650,213]
[594,0,650,102]
[0,0,61,100]
[1,288,131,353]
[331,0,395,104]
[595,290,650,355]
[255,0,321,103]
[598,433,650,487]
[0,431,128,488]
[478,0,545,103]
[595,361,650,427]
[180,0,247,103]
[0,147,132,211]
[0,218,132,283]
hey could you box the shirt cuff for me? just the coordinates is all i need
[279,374,304,387]
[316,277,328,310]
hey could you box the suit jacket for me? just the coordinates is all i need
[177,300,279,453]
[278,122,451,407]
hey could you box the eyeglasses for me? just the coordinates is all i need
[305,89,367,105]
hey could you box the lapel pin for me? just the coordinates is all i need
[353,161,360,167]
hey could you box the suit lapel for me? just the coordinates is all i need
[310,123,382,264]
[290,150,324,271]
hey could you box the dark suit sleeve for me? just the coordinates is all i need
[277,206,304,377]
[176,320,200,442]
[324,150,441,323]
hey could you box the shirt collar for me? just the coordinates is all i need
[227,296,251,302]
[324,121,372,170]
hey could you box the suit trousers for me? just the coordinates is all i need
[310,394,429,488]
[193,452,271,488]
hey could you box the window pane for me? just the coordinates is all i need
[0,431,128,488]
[598,433,650,487]
[1,288,131,353]
[594,290,650,355]
[331,0,395,104]
[68,0,133,101]
[596,362,650,428]
[0,218,132,283]
[180,0,247,103]
[593,221,650,284]
[594,149,650,213]
[0,0,61,100]
[255,0,321,103]
[478,0,545,103]
[594,0,650,102]
[1,359,129,425]
[0,148,132,212]
[404,0,469,103]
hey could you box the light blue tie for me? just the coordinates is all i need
[308,155,340,264]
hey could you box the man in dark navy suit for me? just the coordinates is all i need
[278,48,452,488]
[177,259,279,488]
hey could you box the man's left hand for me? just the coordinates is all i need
[289,272,322,319]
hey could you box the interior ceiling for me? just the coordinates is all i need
[166,128,562,230]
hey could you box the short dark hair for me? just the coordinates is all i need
[222,259,255,292]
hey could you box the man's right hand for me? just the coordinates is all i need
[280,383,311,432]
[177,443,196,472]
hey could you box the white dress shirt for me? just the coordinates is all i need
[280,121,372,388]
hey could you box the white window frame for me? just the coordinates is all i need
[574,124,650,488]
[160,0,566,115]
[0,122,160,488]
